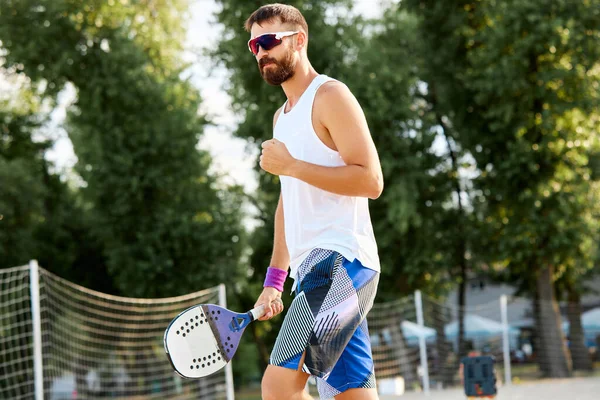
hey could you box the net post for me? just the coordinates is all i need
[414,290,430,395]
[219,283,235,400]
[500,295,512,386]
[29,260,44,400]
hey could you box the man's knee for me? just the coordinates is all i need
[334,388,379,400]
[261,365,309,400]
[261,373,280,400]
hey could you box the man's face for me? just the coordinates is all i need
[250,21,297,86]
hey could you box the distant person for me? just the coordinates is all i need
[245,3,384,400]
[522,342,532,358]
[459,350,502,388]
[459,351,483,386]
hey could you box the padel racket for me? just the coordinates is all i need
[164,299,282,378]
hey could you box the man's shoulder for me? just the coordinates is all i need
[316,78,348,97]
[314,78,358,116]
[314,79,353,111]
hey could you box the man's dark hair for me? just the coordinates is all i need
[244,3,308,34]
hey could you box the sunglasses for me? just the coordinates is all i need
[247,31,299,56]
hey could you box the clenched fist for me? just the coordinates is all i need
[260,138,296,176]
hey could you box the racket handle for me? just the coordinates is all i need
[249,298,283,321]
[230,299,285,332]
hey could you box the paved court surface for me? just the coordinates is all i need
[380,377,600,400]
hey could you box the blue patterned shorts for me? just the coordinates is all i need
[269,249,379,398]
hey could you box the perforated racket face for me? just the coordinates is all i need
[164,304,246,378]
[164,305,228,378]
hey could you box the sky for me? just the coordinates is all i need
[42,0,388,194]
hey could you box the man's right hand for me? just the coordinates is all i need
[254,287,284,321]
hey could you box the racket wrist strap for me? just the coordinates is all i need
[264,267,287,292]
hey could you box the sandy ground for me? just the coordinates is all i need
[379,377,600,400]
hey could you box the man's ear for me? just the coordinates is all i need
[296,31,308,52]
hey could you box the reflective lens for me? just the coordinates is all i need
[247,31,299,55]
[248,34,282,55]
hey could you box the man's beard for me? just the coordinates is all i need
[259,51,296,86]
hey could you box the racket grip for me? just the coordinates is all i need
[250,298,283,321]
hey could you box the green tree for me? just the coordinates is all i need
[0,88,47,268]
[356,4,481,384]
[0,77,115,396]
[405,0,600,378]
[0,0,246,297]
[0,79,123,294]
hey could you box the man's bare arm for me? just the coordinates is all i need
[269,106,290,271]
[254,107,288,320]
[287,81,383,199]
[269,193,290,271]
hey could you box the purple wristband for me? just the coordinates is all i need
[264,267,287,292]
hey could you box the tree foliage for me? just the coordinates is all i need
[0,0,246,297]
[404,0,600,377]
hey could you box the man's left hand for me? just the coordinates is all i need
[259,138,296,176]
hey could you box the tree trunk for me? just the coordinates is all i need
[535,265,572,377]
[436,99,470,383]
[567,290,593,371]
[533,296,551,376]
[457,264,467,362]
[389,321,418,388]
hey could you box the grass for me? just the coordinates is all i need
[236,382,320,399]
[236,388,261,400]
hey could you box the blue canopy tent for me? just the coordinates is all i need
[401,320,437,345]
[370,320,437,347]
[562,307,600,347]
[445,314,519,351]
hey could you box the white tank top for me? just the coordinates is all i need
[274,74,380,285]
